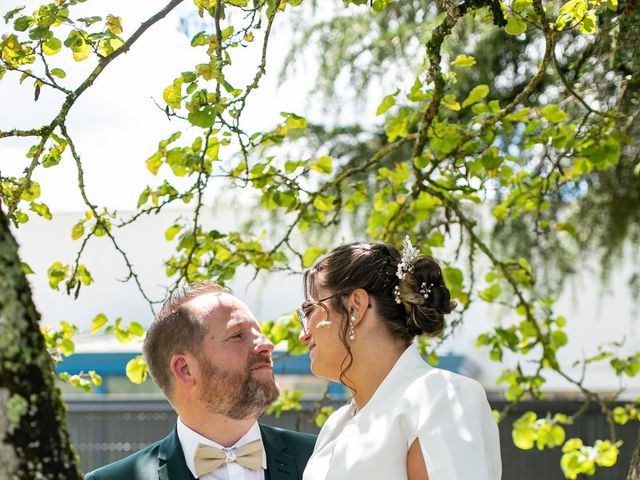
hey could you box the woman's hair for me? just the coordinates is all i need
[303,241,456,388]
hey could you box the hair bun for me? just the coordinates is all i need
[396,255,456,336]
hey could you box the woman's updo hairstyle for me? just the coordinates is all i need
[304,240,456,344]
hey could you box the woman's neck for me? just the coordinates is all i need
[349,339,409,411]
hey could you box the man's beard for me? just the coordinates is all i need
[198,353,280,420]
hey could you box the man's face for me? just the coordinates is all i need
[187,293,279,420]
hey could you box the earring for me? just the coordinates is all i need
[349,315,356,340]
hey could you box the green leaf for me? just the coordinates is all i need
[60,338,74,356]
[551,330,569,349]
[21,262,34,275]
[451,54,476,67]
[479,283,502,302]
[385,108,410,142]
[313,195,335,212]
[89,370,103,386]
[283,113,307,130]
[493,203,508,221]
[165,224,182,241]
[13,16,33,31]
[310,155,332,174]
[442,94,461,111]
[376,94,396,116]
[541,104,568,124]
[188,108,215,128]
[72,41,92,62]
[462,84,490,108]
[505,16,527,36]
[580,12,597,34]
[43,37,62,55]
[163,84,182,109]
[126,356,148,384]
[115,327,133,343]
[91,313,108,333]
[128,321,144,337]
[30,202,53,220]
[303,246,324,268]
[50,68,66,78]
[71,222,84,240]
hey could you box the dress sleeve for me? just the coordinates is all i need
[415,376,502,480]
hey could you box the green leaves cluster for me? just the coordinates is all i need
[560,439,622,479]
[512,411,571,450]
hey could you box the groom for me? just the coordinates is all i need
[86,282,316,480]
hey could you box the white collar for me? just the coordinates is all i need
[177,417,266,477]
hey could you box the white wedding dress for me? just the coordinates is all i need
[303,343,502,480]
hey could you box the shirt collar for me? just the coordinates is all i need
[177,417,266,477]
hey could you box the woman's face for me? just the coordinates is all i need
[298,286,349,382]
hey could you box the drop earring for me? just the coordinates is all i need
[349,315,356,340]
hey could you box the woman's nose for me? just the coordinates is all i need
[299,328,311,344]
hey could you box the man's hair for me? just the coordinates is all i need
[142,281,230,401]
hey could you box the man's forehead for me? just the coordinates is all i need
[186,292,254,325]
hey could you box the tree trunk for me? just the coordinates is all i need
[627,425,640,480]
[0,204,81,479]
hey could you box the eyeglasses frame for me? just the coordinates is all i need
[296,291,348,335]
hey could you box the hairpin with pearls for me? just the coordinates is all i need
[420,282,433,300]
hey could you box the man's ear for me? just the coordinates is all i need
[170,354,197,386]
[349,288,370,327]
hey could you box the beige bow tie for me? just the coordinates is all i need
[193,439,264,477]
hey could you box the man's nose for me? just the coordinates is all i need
[256,333,275,354]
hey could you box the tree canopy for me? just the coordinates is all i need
[1,0,639,478]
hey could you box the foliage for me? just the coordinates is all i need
[1,0,639,477]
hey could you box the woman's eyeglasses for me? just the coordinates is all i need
[296,292,345,334]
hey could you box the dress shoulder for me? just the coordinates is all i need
[401,368,501,480]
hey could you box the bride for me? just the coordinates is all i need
[297,239,501,480]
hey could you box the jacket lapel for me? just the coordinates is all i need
[260,425,297,480]
[157,428,196,480]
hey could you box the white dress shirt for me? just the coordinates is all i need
[177,417,266,480]
[303,343,502,480]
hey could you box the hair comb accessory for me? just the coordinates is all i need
[396,235,418,280]
[420,282,433,300]
[393,285,402,304]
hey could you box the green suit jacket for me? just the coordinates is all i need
[85,424,316,480]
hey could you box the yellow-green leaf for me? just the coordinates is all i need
[376,94,395,116]
[163,84,182,109]
[451,54,476,67]
[302,246,324,268]
[43,37,62,56]
[72,41,92,62]
[91,313,108,333]
[126,356,148,384]
[128,321,144,337]
[71,222,84,240]
[89,370,103,386]
[106,14,123,35]
[60,338,74,356]
[115,327,133,343]
[505,16,527,36]
[310,155,332,174]
[462,84,490,108]
[541,104,568,124]
[50,68,66,78]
